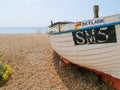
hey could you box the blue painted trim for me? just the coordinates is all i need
[49,21,120,35]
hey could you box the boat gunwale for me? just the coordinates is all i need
[49,21,120,35]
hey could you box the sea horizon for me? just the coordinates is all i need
[0,27,47,34]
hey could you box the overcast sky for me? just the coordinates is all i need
[0,0,120,27]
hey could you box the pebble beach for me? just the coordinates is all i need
[0,34,113,90]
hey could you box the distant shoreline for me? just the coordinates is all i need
[0,33,47,35]
[0,27,47,34]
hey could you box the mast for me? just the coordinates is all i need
[93,5,99,18]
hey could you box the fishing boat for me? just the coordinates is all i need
[48,5,120,89]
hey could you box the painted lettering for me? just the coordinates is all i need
[72,25,117,45]
[76,31,85,44]
[97,27,109,43]
[82,18,104,26]
[84,30,96,44]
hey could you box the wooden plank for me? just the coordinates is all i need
[51,41,74,47]
[62,50,120,60]
[55,44,120,56]
[50,32,72,38]
[53,43,119,51]
[50,35,73,42]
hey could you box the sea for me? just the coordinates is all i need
[0,27,47,34]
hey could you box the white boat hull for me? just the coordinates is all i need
[48,14,120,89]
[50,24,120,79]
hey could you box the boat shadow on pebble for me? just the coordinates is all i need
[53,52,114,90]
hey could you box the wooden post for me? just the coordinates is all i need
[51,20,53,27]
[58,24,61,32]
[93,5,99,18]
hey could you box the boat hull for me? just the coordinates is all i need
[50,24,120,78]
[48,14,120,89]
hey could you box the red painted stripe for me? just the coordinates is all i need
[56,52,120,90]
